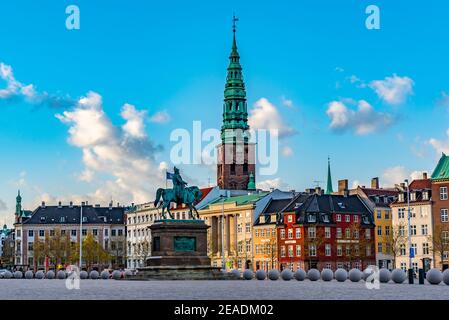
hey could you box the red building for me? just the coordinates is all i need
[277,191,376,271]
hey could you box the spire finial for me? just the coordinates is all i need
[325,156,334,195]
[232,13,239,33]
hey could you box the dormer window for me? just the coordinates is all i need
[337,202,346,209]
[82,217,88,223]
[308,214,316,223]
[40,216,45,222]
[423,191,429,201]
[259,216,265,224]
[60,217,66,223]
[322,214,329,223]
[410,192,416,201]
[398,193,405,202]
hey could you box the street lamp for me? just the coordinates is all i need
[79,202,83,270]
[405,179,414,284]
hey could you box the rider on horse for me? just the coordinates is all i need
[172,166,187,204]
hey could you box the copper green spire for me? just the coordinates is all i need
[325,157,334,195]
[247,172,256,190]
[15,190,22,216]
[221,14,249,142]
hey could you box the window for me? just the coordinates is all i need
[118,229,123,236]
[296,245,301,257]
[288,245,294,257]
[336,228,342,239]
[60,217,66,223]
[255,229,259,237]
[398,208,405,219]
[410,225,417,236]
[309,244,316,257]
[287,215,293,223]
[308,227,316,239]
[337,245,342,256]
[280,246,286,257]
[366,245,372,256]
[411,243,418,256]
[386,243,391,254]
[295,228,301,239]
[71,230,76,237]
[245,223,251,233]
[377,226,382,236]
[423,243,430,255]
[399,226,405,237]
[82,216,87,223]
[410,192,416,201]
[39,230,44,237]
[354,215,359,223]
[288,229,293,239]
[400,262,407,271]
[385,226,390,236]
[346,246,351,256]
[325,244,331,256]
[345,228,351,239]
[441,209,449,222]
[385,210,390,219]
[280,229,285,239]
[17,230,21,237]
[104,229,109,237]
[49,229,55,237]
[440,187,448,200]
[28,242,33,251]
[237,224,242,233]
[443,231,449,244]
[261,229,265,237]
[336,214,341,222]
[345,215,350,222]
[353,230,359,239]
[111,229,117,237]
[378,242,383,253]
[399,193,405,202]
[365,229,371,240]
[399,244,406,256]
[422,191,429,201]
[93,229,98,236]
[308,214,316,223]
[325,227,331,238]
[82,229,87,236]
[61,230,66,236]
[322,214,329,223]
[421,224,428,235]
[377,210,382,219]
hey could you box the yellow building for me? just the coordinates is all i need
[199,192,268,270]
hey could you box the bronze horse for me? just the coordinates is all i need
[154,186,203,220]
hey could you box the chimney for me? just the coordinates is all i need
[85,201,88,206]
[81,201,85,206]
[338,179,348,194]
[423,172,428,180]
[69,201,73,208]
[41,201,46,208]
[315,187,322,195]
[109,201,113,210]
[58,201,62,209]
[371,177,379,189]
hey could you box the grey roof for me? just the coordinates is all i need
[295,194,374,226]
[23,205,125,225]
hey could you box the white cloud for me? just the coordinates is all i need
[56,91,164,204]
[428,128,449,155]
[256,178,289,191]
[0,199,7,211]
[381,166,429,187]
[281,96,294,108]
[249,98,296,138]
[150,110,170,123]
[369,74,414,105]
[0,62,73,108]
[281,146,293,157]
[326,100,394,135]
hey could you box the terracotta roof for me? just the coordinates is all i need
[409,179,431,190]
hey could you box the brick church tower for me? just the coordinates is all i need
[217,17,256,190]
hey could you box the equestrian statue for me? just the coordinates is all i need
[154,167,203,220]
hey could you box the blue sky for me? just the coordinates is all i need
[1,0,449,224]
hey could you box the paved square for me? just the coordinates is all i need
[0,279,447,300]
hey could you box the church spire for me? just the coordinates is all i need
[15,190,22,216]
[325,157,334,195]
[221,14,249,142]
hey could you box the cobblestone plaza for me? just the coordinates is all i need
[0,280,447,300]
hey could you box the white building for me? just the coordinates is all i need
[391,177,434,274]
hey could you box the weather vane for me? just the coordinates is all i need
[232,13,239,33]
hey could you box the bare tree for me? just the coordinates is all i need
[303,226,326,270]
[387,222,407,269]
[428,224,449,270]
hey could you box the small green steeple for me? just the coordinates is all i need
[325,157,334,195]
[247,172,256,190]
[15,190,22,216]
[221,15,249,142]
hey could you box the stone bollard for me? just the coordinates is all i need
[426,268,442,285]
[255,269,266,280]
[348,269,362,282]
[25,271,34,279]
[391,269,406,284]
[335,268,348,282]
[307,269,320,281]
[242,269,253,280]
[294,269,306,281]
[379,268,391,283]
[321,269,334,281]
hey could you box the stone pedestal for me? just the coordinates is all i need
[131,220,239,280]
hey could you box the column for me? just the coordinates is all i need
[217,216,222,256]
[211,216,218,254]
[225,215,231,255]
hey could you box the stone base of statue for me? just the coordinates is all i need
[130,220,239,280]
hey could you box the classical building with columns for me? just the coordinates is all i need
[199,192,269,270]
